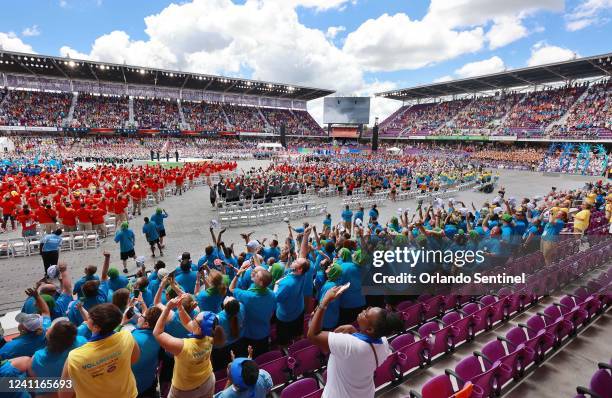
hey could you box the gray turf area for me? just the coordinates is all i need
[0,159,596,314]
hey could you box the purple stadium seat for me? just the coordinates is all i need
[460,303,489,334]
[401,303,424,329]
[409,374,484,398]
[281,378,321,398]
[289,344,325,377]
[397,300,416,312]
[422,295,445,320]
[442,311,473,345]
[391,332,416,351]
[525,312,572,347]
[259,355,294,388]
[418,321,458,358]
[504,326,554,365]
[374,352,401,387]
[395,338,430,374]
[450,355,503,397]
[480,295,506,326]
[287,338,313,355]
[255,350,284,365]
[476,340,522,385]
[575,364,612,398]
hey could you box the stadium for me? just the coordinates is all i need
[0,1,610,398]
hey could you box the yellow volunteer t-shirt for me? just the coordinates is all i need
[172,336,213,391]
[573,209,591,232]
[66,330,137,398]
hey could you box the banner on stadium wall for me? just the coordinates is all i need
[489,135,517,141]
[1,126,60,132]
[219,131,238,137]
[239,131,274,137]
[90,128,115,134]
[424,135,489,141]
[180,130,201,136]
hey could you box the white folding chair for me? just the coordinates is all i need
[9,238,28,257]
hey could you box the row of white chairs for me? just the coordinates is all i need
[219,200,325,227]
[217,194,311,211]
[0,230,101,259]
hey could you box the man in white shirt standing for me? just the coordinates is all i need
[307,285,403,398]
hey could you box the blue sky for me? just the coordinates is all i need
[1,0,611,122]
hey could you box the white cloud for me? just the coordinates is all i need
[426,0,564,28]
[59,0,363,95]
[527,42,578,66]
[22,25,41,37]
[486,17,528,49]
[0,31,35,53]
[455,56,506,78]
[343,13,485,72]
[342,0,563,72]
[325,26,346,39]
[433,75,454,83]
[565,0,612,30]
[59,0,68,8]
[289,0,355,12]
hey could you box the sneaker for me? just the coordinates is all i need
[151,254,156,258]
[159,251,164,257]
[123,267,129,274]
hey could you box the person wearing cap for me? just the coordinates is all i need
[115,221,136,273]
[154,295,225,398]
[143,216,164,258]
[107,267,129,292]
[129,306,163,397]
[318,262,343,331]
[229,262,276,358]
[0,288,51,360]
[147,260,167,298]
[214,357,272,398]
[27,319,87,380]
[337,247,366,325]
[151,208,169,248]
[176,254,198,294]
[40,228,63,277]
[61,303,141,398]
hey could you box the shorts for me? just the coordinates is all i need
[120,249,136,261]
[158,229,166,238]
[148,239,160,247]
[276,312,305,345]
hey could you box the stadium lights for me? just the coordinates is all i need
[140,69,145,74]
[68,60,76,67]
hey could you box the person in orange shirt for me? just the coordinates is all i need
[91,204,107,238]
[16,205,38,237]
[130,185,142,216]
[76,202,93,231]
[175,173,185,196]
[1,194,17,230]
[36,203,58,234]
[58,201,78,232]
[114,194,129,226]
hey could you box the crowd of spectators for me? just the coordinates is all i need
[182,102,229,132]
[225,105,265,132]
[0,89,72,127]
[134,98,182,130]
[71,93,129,129]
[501,84,587,130]
[0,146,608,397]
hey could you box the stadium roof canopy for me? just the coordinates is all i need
[377,52,612,101]
[0,50,334,101]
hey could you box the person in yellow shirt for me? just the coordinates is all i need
[573,203,592,234]
[60,303,140,398]
[154,294,225,398]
